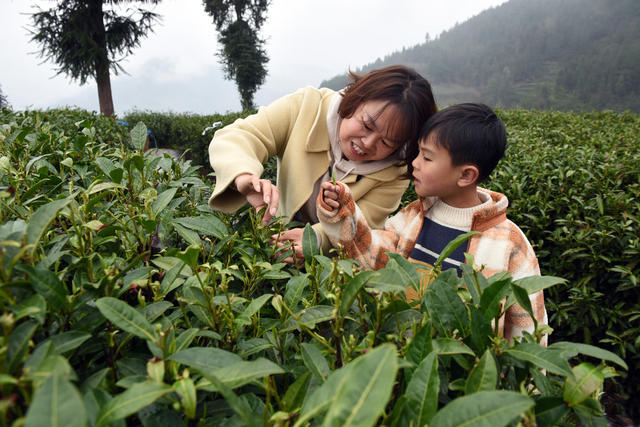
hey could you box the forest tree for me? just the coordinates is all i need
[203,0,270,111]
[30,0,161,116]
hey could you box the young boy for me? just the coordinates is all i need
[317,103,547,343]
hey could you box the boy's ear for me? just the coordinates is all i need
[458,165,480,187]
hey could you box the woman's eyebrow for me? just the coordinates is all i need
[363,111,380,130]
[364,110,402,144]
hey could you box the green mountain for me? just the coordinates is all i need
[320,0,640,112]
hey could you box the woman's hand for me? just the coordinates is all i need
[271,228,305,265]
[234,173,280,226]
[320,181,341,211]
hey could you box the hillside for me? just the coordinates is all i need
[320,0,640,112]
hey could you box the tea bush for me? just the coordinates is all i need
[0,109,626,426]
[122,110,252,170]
[487,109,640,421]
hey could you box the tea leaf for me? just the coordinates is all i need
[200,373,259,426]
[235,293,273,327]
[367,259,412,293]
[173,223,201,246]
[200,358,285,390]
[160,260,187,296]
[301,343,330,381]
[429,390,533,427]
[508,283,536,329]
[434,231,479,269]
[469,306,492,354]
[563,363,605,406]
[25,197,71,248]
[405,352,439,426]
[18,265,69,312]
[534,397,570,427]
[284,274,309,309]
[95,297,155,342]
[173,377,197,419]
[511,275,566,296]
[504,343,574,377]
[321,344,398,427]
[281,305,335,332]
[95,381,171,427]
[87,182,125,195]
[130,122,148,151]
[282,371,312,412]
[405,321,433,367]
[95,157,116,178]
[173,215,227,238]
[302,223,319,260]
[424,271,470,336]
[152,187,178,217]
[7,320,39,375]
[340,270,376,315]
[25,374,86,427]
[46,331,91,355]
[432,338,475,356]
[548,341,628,370]
[385,252,422,288]
[169,347,242,372]
[479,276,512,321]
[465,350,498,394]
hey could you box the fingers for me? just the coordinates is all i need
[325,198,340,209]
[235,174,280,225]
[321,181,340,193]
[258,179,279,225]
[234,173,255,193]
[320,182,341,211]
[271,228,305,265]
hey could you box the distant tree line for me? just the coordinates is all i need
[322,0,640,112]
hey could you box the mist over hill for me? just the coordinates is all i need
[320,0,640,112]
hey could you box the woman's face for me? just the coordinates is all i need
[339,100,402,162]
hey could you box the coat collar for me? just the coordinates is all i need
[420,188,509,232]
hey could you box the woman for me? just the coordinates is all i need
[208,65,437,263]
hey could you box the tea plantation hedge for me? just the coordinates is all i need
[494,109,640,421]
[403,108,640,422]
[0,106,638,425]
[121,110,252,169]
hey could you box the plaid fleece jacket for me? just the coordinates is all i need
[317,182,548,343]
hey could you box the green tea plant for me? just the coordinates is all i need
[489,109,640,421]
[122,110,253,170]
[0,109,629,426]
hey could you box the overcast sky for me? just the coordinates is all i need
[0,0,507,115]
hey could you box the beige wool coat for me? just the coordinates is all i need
[208,86,410,251]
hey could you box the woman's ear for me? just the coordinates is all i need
[457,165,480,188]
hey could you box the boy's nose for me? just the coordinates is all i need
[411,156,419,169]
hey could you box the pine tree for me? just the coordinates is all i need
[203,0,269,111]
[30,0,161,116]
[0,85,8,109]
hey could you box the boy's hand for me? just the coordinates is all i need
[320,181,341,211]
[234,173,279,226]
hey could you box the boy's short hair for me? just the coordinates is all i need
[411,103,507,182]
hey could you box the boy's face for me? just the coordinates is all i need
[411,133,467,201]
[339,100,401,162]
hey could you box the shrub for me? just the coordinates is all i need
[487,108,640,422]
[122,110,252,171]
[0,109,625,426]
